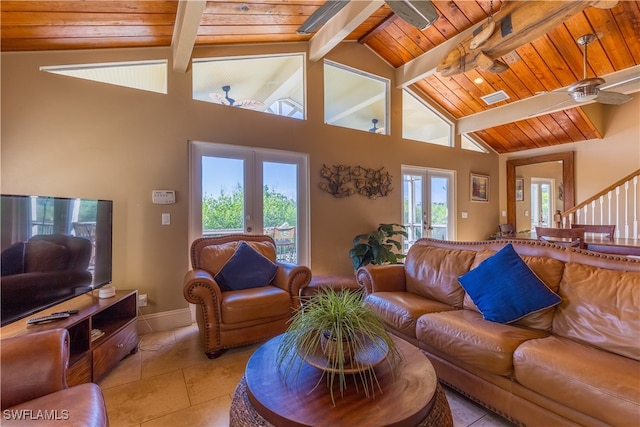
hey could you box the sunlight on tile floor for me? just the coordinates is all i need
[99,323,516,427]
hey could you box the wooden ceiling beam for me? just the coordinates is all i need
[171,0,206,73]
[456,65,640,134]
[309,0,384,62]
[395,20,482,88]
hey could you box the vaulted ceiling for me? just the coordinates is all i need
[2,0,639,154]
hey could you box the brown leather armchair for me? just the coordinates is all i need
[0,329,109,427]
[183,234,311,358]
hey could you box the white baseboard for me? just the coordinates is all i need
[137,307,193,335]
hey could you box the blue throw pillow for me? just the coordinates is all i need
[214,241,278,291]
[458,243,561,324]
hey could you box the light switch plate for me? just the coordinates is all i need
[152,190,175,204]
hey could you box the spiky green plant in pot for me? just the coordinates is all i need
[276,288,401,404]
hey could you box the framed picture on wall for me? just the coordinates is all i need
[470,173,489,202]
[515,178,524,202]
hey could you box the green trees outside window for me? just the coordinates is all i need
[202,185,296,231]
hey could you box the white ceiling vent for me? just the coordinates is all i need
[481,90,510,105]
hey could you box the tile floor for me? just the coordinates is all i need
[99,323,516,427]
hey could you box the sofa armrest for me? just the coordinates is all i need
[183,269,223,320]
[356,264,407,294]
[272,262,312,308]
[1,329,69,410]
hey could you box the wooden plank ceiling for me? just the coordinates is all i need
[2,0,639,154]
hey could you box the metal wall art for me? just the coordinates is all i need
[319,164,393,199]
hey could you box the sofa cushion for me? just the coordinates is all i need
[514,335,640,426]
[553,262,640,361]
[405,245,476,307]
[458,244,561,324]
[221,286,291,324]
[214,242,278,291]
[24,240,69,272]
[200,240,277,275]
[463,249,565,331]
[364,292,454,338]
[416,310,548,376]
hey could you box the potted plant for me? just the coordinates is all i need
[276,288,401,404]
[349,223,408,270]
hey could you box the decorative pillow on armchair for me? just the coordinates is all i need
[214,241,279,291]
[458,243,561,324]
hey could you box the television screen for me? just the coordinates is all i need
[1,194,113,326]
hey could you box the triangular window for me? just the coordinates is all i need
[402,90,451,146]
[462,134,489,153]
[41,60,168,94]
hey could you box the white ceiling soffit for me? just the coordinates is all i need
[457,65,640,134]
[309,0,384,62]
[172,0,206,73]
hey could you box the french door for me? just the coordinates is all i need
[531,178,554,228]
[402,167,455,252]
[190,141,309,265]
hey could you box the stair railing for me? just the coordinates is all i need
[561,169,639,239]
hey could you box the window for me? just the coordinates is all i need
[461,134,488,153]
[192,54,305,119]
[402,89,451,146]
[41,60,168,94]
[324,61,389,134]
[190,142,309,265]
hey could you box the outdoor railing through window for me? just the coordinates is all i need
[202,228,296,264]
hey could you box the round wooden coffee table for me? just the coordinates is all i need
[230,334,452,427]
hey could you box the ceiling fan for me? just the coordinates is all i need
[297,0,439,35]
[209,85,265,110]
[541,34,636,109]
[369,118,385,134]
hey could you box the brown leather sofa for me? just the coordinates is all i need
[357,238,640,427]
[183,235,311,358]
[0,328,109,426]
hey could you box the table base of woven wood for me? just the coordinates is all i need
[230,375,453,427]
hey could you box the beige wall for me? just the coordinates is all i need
[498,93,640,223]
[1,43,499,316]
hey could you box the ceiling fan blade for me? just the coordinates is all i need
[384,0,439,30]
[232,99,266,110]
[596,90,632,105]
[297,0,349,35]
[209,92,231,106]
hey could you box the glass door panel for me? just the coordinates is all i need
[531,178,553,228]
[263,161,298,263]
[201,156,246,236]
[430,176,449,240]
[402,174,423,252]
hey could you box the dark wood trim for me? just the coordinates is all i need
[506,151,574,228]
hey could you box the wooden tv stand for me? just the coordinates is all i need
[0,290,138,386]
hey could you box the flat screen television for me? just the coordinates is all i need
[1,194,113,326]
